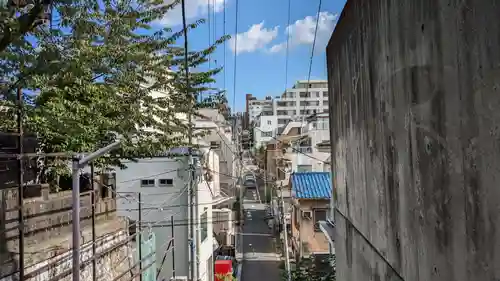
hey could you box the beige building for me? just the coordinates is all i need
[289,172,331,261]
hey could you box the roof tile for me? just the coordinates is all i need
[291,172,331,199]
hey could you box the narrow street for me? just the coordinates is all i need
[241,188,282,281]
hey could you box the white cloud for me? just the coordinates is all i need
[229,22,279,54]
[158,0,226,26]
[269,11,338,53]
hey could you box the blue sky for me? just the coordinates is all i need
[162,0,347,112]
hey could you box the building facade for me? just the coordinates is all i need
[115,147,221,281]
[248,96,273,125]
[253,114,278,149]
[273,80,329,127]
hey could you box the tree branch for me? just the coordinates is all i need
[0,1,44,52]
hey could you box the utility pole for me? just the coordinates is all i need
[279,183,291,281]
[90,163,96,281]
[264,148,267,203]
[138,192,143,281]
[179,0,198,279]
[16,86,25,281]
[236,126,244,256]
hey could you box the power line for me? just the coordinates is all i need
[232,0,239,111]
[283,0,292,92]
[117,167,181,184]
[207,0,211,73]
[253,126,328,163]
[300,0,323,119]
[223,0,226,92]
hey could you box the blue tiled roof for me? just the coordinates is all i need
[291,172,331,199]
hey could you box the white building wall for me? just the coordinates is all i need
[291,115,331,173]
[197,148,219,281]
[248,99,273,124]
[273,80,329,127]
[115,149,220,281]
[254,115,278,149]
[115,157,190,280]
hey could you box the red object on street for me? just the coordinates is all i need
[214,259,233,281]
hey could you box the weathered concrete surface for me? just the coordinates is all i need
[0,219,134,281]
[327,1,500,281]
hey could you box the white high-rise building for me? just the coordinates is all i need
[248,96,273,124]
[273,80,329,127]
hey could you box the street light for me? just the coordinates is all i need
[72,140,122,281]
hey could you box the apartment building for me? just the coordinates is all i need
[273,80,329,127]
[248,95,273,124]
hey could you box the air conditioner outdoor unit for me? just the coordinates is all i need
[302,210,312,220]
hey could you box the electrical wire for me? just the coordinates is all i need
[283,0,292,95]
[231,0,239,112]
[82,183,192,280]
[116,167,181,184]
[222,0,226,92]
[100,234,175,281]
[82,171,192,211]
[207,0,211,74]
[253,126,328,163]
[300,0,323,120]
[80,171,192,228]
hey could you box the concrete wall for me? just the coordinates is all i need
[327,1,500,281]
[290,200,329,260]
[0,186,132,281]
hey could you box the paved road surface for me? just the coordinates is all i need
[240,188,282,281]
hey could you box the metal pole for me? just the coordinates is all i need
[138,192,143,281]
[179,0,196,278]
[91,163,96,281]
[194,159,200,281]
[280,184,291,281]
[171,215,176,279]
[237,130,244,256]
[72,157,81,281]
[17,86,25,281]
[264,149,267,204]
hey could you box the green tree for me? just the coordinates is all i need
[0,0,228,184]
[283,255,336,281]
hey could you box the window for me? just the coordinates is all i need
[210,141,220,149]
[200,211,208,242]
[313,209,327,232]
[262,131,272,137]
[140,179,155,187]
[267,120,272,125]
[297,165,312,172]
[159,179,173,186]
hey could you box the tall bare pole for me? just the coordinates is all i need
[16,86,25,281]
[138,192,143,281]
[179,0,197,280]
[71,157,81,281]
[90,163,96,281]
[171,215,176,279]
[280,183,291,281]
[72,140,121,281]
